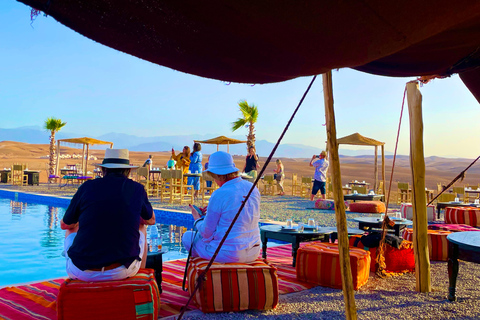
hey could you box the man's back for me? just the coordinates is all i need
[63,173,152,271]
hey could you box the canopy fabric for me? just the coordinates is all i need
[337,133,385,147]
[58,137,113,146]
[18,1,480,101]
[194,136,247,145]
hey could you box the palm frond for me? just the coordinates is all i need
[44,117,67,132]
[231,118,247,131]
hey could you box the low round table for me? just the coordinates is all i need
[260,225,333,267]
[447,231,480,301]
[146,248,167,293]
[353,217,412,237]
[320,227,365,242]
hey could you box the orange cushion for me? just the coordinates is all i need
[445,207,480,227]
[186,257,279,313]
[349,201,385,213]
[296,242,370,290]
[403,228,452,261]
[349,235,415,273]
[57,269,160,320]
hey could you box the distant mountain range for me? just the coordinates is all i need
[0,126,394,158]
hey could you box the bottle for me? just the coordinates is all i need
[149,225,159,252]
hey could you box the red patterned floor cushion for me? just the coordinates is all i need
[402,228,452,261]
[400,203,436,221]
[445,207,480,227]
[296,242,370,290]
[349,201,385,213]
[349,235,415,273]
[186,257,279,313]
[57,268,160,320]
[428,223,480,232]
[315,199,335,210]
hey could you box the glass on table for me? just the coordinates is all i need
[286,218,293,228]
[298,222,304,233]
[395,212,401,219]
[308,218,315,227]
[475,198,480,205]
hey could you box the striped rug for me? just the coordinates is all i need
[0,244,315,319]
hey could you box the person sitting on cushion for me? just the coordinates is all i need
[60,149,156,282]
[182,151,261,263]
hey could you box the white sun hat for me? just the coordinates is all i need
[98,149,138,169]
[204,151,239,175]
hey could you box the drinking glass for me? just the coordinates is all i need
[455,197,459,202]
[286,218,293,228]
[308,219,315,227]
[475,198,479,205]
[298,222,304,232]
[380,213,385,221]
[395,212,401,219]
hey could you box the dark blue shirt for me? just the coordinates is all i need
[63,173,153,271]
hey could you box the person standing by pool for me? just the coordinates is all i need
[274,159,285,196]
[188,142,203,198]
[310,150,329,201]
[142,154,153,170]
[182,151,261,263]
[172,146,191,186]
[242,145,259,182]
[60,149,156,281]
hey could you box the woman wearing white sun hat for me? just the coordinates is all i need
[182,151,261,263]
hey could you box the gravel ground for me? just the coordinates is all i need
[1,185,477,319]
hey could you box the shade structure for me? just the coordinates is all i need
[194,136,247,153]
[18,0,480,101]
[55,137,114,176]
[337,133,385,193]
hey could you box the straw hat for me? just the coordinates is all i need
[204,151,238,175]
[98,149,138,169]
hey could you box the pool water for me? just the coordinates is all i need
[0,197,191,287]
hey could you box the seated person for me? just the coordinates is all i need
[182,151,260,263]
[61,149,156,282]
[167,157,176,169]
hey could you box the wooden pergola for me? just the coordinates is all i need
[55,137,113,176]
[337,133,386,194]
[194,136,247,153]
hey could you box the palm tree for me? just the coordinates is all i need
[44,117,67,182]
[231,100,259,149]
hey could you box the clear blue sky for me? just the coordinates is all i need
[1,1,479,158]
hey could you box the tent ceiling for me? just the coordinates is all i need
[17,1,480,101]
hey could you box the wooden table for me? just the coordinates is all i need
[344,194,383,202]
[149,169,162,180]
[0,169,11,183]
[464,189,480,202]
[353,217,412,237]
[24,170,40,185]
[349,181,370,187]
[260,224,333,267]
[447,232,480,301]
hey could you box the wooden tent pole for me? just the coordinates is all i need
[374,146,378,192]
[55,140,61,177]
[406,81,431,293]
[381,145,385,196]
[85,144,90,176]
[82,144,86,175]
[322,71,357,320]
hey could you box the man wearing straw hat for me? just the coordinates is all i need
[182,151,261,263]
[61,149,156,281]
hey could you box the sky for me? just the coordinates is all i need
[1,2,479,158]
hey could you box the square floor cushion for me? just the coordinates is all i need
[403,228,452,261]
[296,242,370,290]
[57,268,160,320]
[400,203,436,221]
[349,235,415,273]
[349,201,385,214]
[445,207,480,227]
[186,257,279,313]
[428,223,480,232]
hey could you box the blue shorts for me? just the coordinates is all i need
[312,180,326,195]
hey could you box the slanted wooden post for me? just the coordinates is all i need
[406,80,431,293]
[55,140,61,177]
[323,71,357,319]
[85,144,90,176]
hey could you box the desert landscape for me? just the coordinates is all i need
[1,140,480,199]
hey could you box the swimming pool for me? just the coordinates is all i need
[0,191,193,287]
